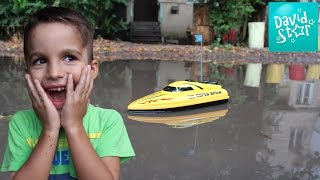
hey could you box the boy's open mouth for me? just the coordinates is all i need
[47,87,66,109]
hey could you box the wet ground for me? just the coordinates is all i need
[2,39,320,64]
[0,56,320,179]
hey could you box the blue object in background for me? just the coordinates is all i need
[195,34,203,81]
[195,34,202,43]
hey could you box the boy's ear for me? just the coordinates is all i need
[90,59,99,79]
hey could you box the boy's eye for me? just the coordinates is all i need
[33,58,46,65]
[63,55,76,62]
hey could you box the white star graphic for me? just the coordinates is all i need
[291,38,295,43]
[291,24,305,38]
[298,8,302,13]
[309,19,315,25]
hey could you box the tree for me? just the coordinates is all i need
[0,0,128,40]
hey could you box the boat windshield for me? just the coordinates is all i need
[163,86,194,92]
[163,86,178,92]
[178,87,193,91]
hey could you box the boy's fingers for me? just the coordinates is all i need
[84,65,91,95]
[25,74,40,104]
[75,66,88,96]
[34,79,49,103]
[25,75,34,98]
[67,74,74,94]
[86,77,93,100]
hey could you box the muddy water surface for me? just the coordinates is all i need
[0,57,320,180]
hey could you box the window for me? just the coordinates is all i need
[178,87,194,91]
[163,86,178,92]
[163,86,194,92]
[289,128,305,153]
[296,82,314,105]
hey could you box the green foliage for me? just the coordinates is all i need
[202,0,265,43]
[210,40,234,49]
[0,0,46,39]
[201,0,286,45]
[57,0,128,38]
[0,0,128,39]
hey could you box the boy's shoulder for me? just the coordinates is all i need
[10,109,37,123]
[88,104,120,117]
[85,104,124,123]
[11,106,120,119]
[9,105,124,126]
[8,109,41,134]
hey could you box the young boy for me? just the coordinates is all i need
[0,7,135,180]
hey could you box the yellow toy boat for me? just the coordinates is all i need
[128,80,229,111]
[127,104,228,128]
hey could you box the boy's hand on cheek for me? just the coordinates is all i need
[25,74,61,132]
[61,66,93,129]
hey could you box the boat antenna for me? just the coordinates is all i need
[195,34,203,82]
[188,124,199,156]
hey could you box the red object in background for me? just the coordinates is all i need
[228,29,238,44]
[222,33,229,44]
[219,66,235,76]
[221,29,238,44]
[289,65,305,81]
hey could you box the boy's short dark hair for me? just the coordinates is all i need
[23,6,94,61]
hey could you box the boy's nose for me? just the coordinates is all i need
[47,62,65,79]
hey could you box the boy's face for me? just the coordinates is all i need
[25,22,98,110]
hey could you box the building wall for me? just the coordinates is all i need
[158,0,194,38]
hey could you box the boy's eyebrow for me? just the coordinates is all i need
[28,49,83,60]
[28,52,45,61]
[61,49,83,57]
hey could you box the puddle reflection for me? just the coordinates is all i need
[127,104,228,128]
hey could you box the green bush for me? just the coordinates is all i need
[58,0,129,39]
[0,0,128,40]
[199,0,264,44]
[200,0,286,45]
[0,0,46,39]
